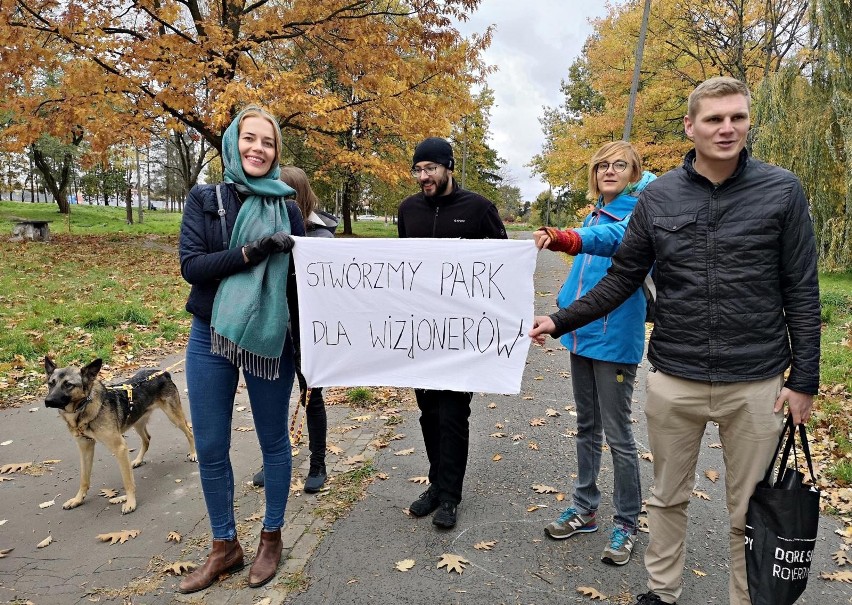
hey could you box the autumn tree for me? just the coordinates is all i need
[1,0,489,217]
[531,0,811,194]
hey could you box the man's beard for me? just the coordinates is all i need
[421,172,450,198]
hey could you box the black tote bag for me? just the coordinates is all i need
[744,415,820,605]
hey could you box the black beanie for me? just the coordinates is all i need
[412,137,454,171]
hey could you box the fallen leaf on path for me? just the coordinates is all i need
[832,550,851,566]
[492,454,502,462]
[394,448,415,456]
[376,472,389,480]
[163,561,197,575]
[534,376,544,380]
[0,477,11,482]
[511,434,524,442]
[819,570,852,583]
[0,520,5,525]
[244,512,263,522]
[532,484,558,494]
[474,541,496,550]
[344,455,365,465]
[556,493,565,502]
[234,426,253,432]
[389,434,406,441]
[529,442,539,451]
[0,548,13,558]
[395,559,415,572]
[409,476,429,485]
[327,445,343,455]
[527,504,548,512]
[705,469,720,483]
[0,462,31,474]
[692,569,707,577]
[97,529,140,544]
[37,536,52,548]
[437,553,469,574]
[577,586,606,600]
[490,432,507,438]
[290,479,305,492]
[522,396,534,401]
[545,408,560,417]
[167,531,181,543]
[708,443,722,449]
[38,496,58,509]
[640,452,653,462]
[529,418,546,426]
[352,415,372,422]
[41,459,61,465]
[487,402,497,409]
[0,441,11,446]
[692,490,710,501]
[235,405,246,412]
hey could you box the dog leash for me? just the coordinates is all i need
[289,368,308,446]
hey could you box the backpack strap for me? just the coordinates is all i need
[215,184,229,249]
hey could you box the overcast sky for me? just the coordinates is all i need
[455,2,610,201]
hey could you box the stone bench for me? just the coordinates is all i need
[11,220,51,241]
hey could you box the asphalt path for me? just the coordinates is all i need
[0,231,847,604]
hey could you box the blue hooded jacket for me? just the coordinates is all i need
[555,171,656,364]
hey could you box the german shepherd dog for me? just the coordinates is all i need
[44,357,197,514]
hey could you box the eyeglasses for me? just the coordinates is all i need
[596,160,629,173]
[411,164,440,177]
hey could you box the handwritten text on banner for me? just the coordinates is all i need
[292,237,537,394]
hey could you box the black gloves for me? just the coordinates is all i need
[269,231,295,253]
[242,231,295,265]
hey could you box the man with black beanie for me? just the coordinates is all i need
[398,136,506,529]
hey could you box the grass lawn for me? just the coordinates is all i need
[1,200,849,491]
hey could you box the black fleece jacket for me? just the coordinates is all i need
[398,179,506,240]
[549,150,821,394]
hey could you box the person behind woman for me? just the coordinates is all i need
[252,165,338,493]
[533,141,654,566]
[177,106,306,593]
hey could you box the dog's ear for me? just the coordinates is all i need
[45,356,56,377]
[81,358,103,385]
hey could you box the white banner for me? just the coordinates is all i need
[291,237,537,394]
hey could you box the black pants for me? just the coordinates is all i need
[415,389,473,505]
[306,387,326,468]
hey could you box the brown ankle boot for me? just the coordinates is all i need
[248,529,283,588]
[178,538,244,594]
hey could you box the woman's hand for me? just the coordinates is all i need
[533,228,552,250]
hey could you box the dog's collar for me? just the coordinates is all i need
[74,395,93,416]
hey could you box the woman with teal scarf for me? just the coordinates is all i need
[532,141,655,568]
[178,106,306,593]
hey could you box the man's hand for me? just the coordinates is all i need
[774,387,813,425]
[528,315,556,345]
[532,228,552,250]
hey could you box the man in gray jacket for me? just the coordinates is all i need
[530,77,820,605]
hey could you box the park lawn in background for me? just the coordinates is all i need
[0,200,183,236]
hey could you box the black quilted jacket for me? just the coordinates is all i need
[550,150,820,394]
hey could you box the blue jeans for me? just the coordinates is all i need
[570,353,641,531]
[186,317,294,540]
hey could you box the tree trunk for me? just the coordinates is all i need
[125,185,134,224]
[31,146,70,214]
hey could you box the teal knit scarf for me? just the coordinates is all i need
[210,108,296,379]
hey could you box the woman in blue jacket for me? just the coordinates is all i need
[177,106,306,593]
[533,141,654,567]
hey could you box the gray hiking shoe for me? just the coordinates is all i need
[544,507,597,539]
[601,525,636,565]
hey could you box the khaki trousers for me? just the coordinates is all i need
[644,371,784,605]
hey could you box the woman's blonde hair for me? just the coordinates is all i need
[237,105,282,161]
[586,141,643,201]
[279,165,320,218]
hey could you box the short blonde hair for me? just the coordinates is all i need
[238,105,282,161]
[687,76,751,118]
[587,141,643,201]
[280,165,320,219]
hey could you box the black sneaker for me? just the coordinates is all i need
[252,467,265,487]
[408,488,440,517]
[432,501,457,529]
[635,592,676,605]
[304,464,327,493]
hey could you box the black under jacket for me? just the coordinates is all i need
[179,183,306,322]
[398,179,507,239]
[550,149,820,395]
